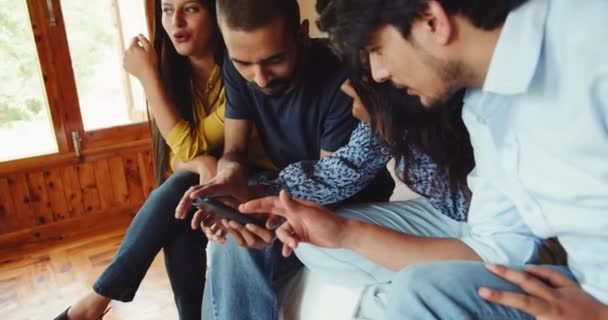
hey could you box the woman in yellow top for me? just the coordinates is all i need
[55,1,273,319]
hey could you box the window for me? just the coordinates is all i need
[0,0,151,164]
[0,0,58,161]
[62,0,148,131]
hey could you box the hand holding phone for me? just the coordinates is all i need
[193,196,266,227]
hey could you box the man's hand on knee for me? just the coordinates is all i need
[480,264,608,320]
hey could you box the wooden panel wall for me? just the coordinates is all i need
[0,143,154,249]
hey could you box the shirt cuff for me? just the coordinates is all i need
[460,232,541,265]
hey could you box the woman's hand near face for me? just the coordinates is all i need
[123,34,158,82]
[122,33,180,138]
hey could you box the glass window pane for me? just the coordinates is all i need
[0,0,58,162]
[62,0,148,131]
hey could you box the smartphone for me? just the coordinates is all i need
[192,196,266,227]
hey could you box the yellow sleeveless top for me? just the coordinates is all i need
[166,65,274,172]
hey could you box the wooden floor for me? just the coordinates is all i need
[0,219,178,320]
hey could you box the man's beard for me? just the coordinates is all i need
[247,77,292,96]
[419,49,470,110]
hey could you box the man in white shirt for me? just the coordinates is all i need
[240,0,608,319]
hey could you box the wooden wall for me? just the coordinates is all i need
[0,141,154,249]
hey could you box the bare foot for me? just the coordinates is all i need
[66,291,111,320]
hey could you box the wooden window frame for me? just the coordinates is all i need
[0,0,154,175]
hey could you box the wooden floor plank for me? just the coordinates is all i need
[0,224,178,320]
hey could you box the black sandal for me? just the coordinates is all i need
[52,307,70,320]
[53,307,111,320]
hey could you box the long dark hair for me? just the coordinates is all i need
[316,0,474,201]
[150,0,224,185]
[349,54,474,202]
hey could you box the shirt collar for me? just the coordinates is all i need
[483,0,549,95]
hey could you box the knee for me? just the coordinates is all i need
[387,261,486,319]
[156,171,199,195]
[293,243,320,262]
[384,263,453,319]
[206,241,229,281]
[147,171,199,203]
[133,172,200,226]
[295,241,356,264]
[207,238,250,268]
[392,263,441,298]
[393,262,481,297]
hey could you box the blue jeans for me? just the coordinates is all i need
[294,198,468,287]
[384,262,573,320]
[93,171,205,320]
[203,238,302,320]
[288,198,575,320]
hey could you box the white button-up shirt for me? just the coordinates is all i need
[460,0,608,303]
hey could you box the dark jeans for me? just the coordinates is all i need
[93,171,205,320]
[202,170,395,320]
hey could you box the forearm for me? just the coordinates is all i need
[218,151,248,173]
[139,72,181,138]
[218,118,252,181]
[341,219,481,271]
[265,160,383,205]
[263,122,390,204]
[173,155,218,183]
